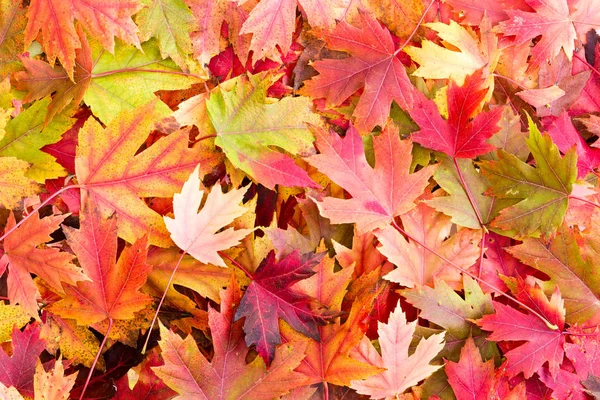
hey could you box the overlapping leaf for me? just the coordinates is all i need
[498,0,600,66]
[1,212,87,318]
[479,117,577,239]
[306,124,435,233]
[280,253,383,391]
[235,250,326,364]
[24,0,143,79]
[48,200,152,325]
[206,72,322,189]
[349,301,446,398]
[300,11,417,131]
[408,69,502,158]
[75,101,205,246]
[165,164,252,267]
[153,279,309,399]
[478,281,566,379]
[376,202,480,288]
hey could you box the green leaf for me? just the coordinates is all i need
[426,157,497,229]
[0,97,73,182]
[401,276,494,349]
[136,0,195,69]
[507,224,600,324]
[206,72,322,189]
[84,39,199,124]
[479,117,577,239]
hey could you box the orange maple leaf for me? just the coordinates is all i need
[76,101,211,247]
[24,0,142,79]
[0,212,88,318]
[48,201,152,325]
[300,11,416,132]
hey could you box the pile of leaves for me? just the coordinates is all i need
[2,0,600,398]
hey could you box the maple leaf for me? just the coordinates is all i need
[153,278,309,399]
[114,348,176,400]
[507,224,600,324]
[206,72,322,189]
[515,51,590,117]
[136,0,194,69]
[145,247,231,313]
[33,359,77,400]
[498,0,600,66]
[543,111,600,178]
[408,69,503,158]
[401,276,495,357]
[478,281,566,379]
[0,0,26,72]
[445,337,495,400]
[405,18,499,86]
[164,164,252,267]
[349,301,446,399]
[48,200,152,325]
[234,250,326,364]
[41,314,103,370]
[479,117,577,239]
[425,157,497,229]
[16,35,199,125]
[376,202,480,288]
[240,0,342,62]
[0,97,73,182]
[305,124,435,233]
[0,324,45,398]
[24,0,143,79]
[361,0,424,39]
[13,25,92,127]
[0,212,87,318]
[280,252,383,390]
[299,11,416,132]
[0,304,30,343]
[444,0,526,25]
[187,0,253,66]
[484,107,530,162]
[0,158,38,210]
[75,101,206,246]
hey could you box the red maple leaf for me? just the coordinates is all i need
[445,337,495,399]
[234,250,327,364]
[478,279,566,379]
[408,69,503,158]
[543,111,600,178]
[300,11,416,132]
[498,0,600,66]
[0,324,45,398]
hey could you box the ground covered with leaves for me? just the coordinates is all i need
[1,0,600,399]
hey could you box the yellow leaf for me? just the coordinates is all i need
[405,18,499,86]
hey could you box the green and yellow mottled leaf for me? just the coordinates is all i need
[479,117,577,239]
[206,72,322,189]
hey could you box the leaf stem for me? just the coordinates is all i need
[0,184,81,244]
[452,158,488,279]
[218,251,254,279]
[79,317,113,400]
[193,134,217,143]
[390,220,557,329]
[142,250,187,354]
